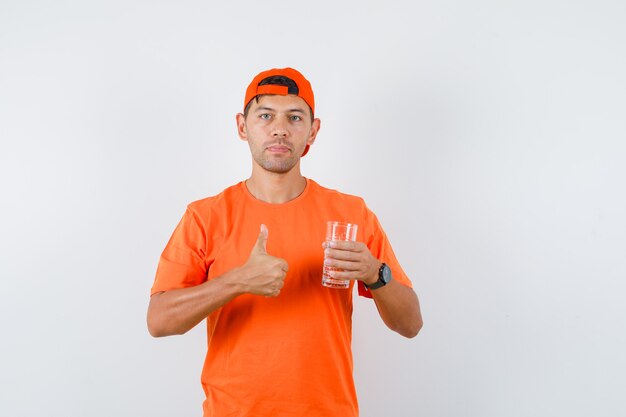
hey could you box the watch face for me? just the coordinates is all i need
[381,264,392,283]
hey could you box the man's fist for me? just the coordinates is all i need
[239,224,288,297]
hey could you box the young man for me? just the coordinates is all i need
[147,67,423,416]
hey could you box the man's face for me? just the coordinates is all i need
[237,95,320,174]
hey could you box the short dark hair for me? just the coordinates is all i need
[243,75,314,119]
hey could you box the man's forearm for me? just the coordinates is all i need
[147,271,244,337]
[147,232,289,338]
[370,280,423,338]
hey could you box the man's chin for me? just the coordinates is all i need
[265,164,296,174]
[256,158,298,174]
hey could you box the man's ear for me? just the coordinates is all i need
[236,113,247,141]
[307,117,321,146]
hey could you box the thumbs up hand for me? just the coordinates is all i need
[238,224,288,297]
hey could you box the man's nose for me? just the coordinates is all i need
[271,118,288,137]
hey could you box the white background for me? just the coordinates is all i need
[1,1,625,416]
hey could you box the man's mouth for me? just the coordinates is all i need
[266,144,291,153]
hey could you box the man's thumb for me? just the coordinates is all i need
[253,224,268,254]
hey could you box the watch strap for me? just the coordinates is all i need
[365,263,390,290]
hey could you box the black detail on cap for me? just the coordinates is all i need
[258,75,299,95]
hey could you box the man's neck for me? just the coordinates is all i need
[245,166,307,204]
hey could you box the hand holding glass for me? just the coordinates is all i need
[322,221,358,289]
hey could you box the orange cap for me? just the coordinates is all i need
[243,67,316,157]
[243,67,315,115]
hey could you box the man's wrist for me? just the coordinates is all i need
[364,262,393,290]
[220,266,248,297]
[363,261,383,286]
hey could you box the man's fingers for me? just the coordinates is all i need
[264,274,286,297]
[325,247,361,261]
[326,240,359,251]
[327,269,359,281]
[324,258,359,271]
[279,259,289,272]
[265,288,282,297]
[253,224,268,254]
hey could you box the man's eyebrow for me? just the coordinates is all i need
[254,106,306,113]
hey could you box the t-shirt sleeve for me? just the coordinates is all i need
[150,206,210,295]
[358,206,413,299]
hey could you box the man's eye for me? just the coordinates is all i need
[290,115,302,121]
[260,114,271,120]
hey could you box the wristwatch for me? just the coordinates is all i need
[364,263,392,290]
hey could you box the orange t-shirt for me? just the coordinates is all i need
[151,179,412,417]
